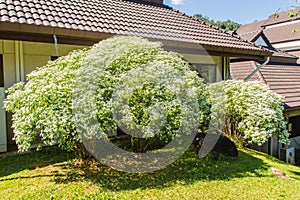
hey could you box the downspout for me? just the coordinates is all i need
[14,41,25,82]
[19,41,25,82]
[14,41,20,82]
[244,57,270,82]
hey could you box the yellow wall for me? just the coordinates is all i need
[0,40,87,89]
[183,54,227,82]
[285,109,300,118]
[0,40,229,89]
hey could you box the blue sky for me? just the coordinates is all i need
[164,0,297,24]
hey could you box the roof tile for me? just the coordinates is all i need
[0,0,268,54]
[18,17,26,23]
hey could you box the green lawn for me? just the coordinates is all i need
[0,147,299,200]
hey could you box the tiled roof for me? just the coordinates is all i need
[263,22,300,44]
[237,9,300,44]
[237,28,297,60]
[237,20,266,36]
[263,8,300,26]
[237,30,261,42]
[0,0,269,55]
[230,61,264,82]
[238,8,300,34]
[230,61,300,108]
[271,49,298,59]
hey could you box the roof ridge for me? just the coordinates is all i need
[239,30,261,36]
[124,0,171,8]
[188,13,269,53]
[243,19,267,27]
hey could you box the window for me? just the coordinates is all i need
[51,56,59,61]
[0,55,3,87]
[193,63,217,83]
[254,36,269,47]
[288,116,300,138]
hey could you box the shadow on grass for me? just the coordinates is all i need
[51,148,271,191]
[289,170,300,178]
[0,147,75,178]
[0,146,276,191]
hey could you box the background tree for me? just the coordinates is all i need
[194,14,241,31]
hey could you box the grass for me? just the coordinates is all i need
[0,147,300,200]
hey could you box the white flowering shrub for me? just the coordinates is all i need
[208,80,289,146]
[5,36,210,156]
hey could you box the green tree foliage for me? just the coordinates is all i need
[194,14,241,31]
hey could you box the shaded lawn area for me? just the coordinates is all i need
[0,147,300,199]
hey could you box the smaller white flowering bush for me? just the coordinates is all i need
[208,80,289,146]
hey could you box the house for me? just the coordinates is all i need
[0,0,271,152]
[237,8,300,62]
[232,10,300,165]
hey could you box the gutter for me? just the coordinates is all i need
[244,56,270,81]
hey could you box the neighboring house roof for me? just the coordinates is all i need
[230,61,300,109]
[233,9,300,109]
[263,8,300,26]
[237,20,266,37]
[272,49,298,59]
[237,30,261,42]
[0,0,270,57]
[263,22,300,44]
[238,9,300,45]
[233,29,298,63]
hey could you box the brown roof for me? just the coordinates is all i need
[230,61,264,82]
[0,0,269,56]
[230,61,300,108]
[236,29,297,61]
[237,20,266,36]
[263,22,300,44]
[263,8,300,26]
[271,49,298,59]
[238,8,300,32]
[237,30,261,42]
[238,9,300,44]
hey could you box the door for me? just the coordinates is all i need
[0,54,6,152]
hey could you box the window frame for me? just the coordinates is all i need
[192,63,217,83]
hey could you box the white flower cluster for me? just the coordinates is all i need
[208,80,289,145]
